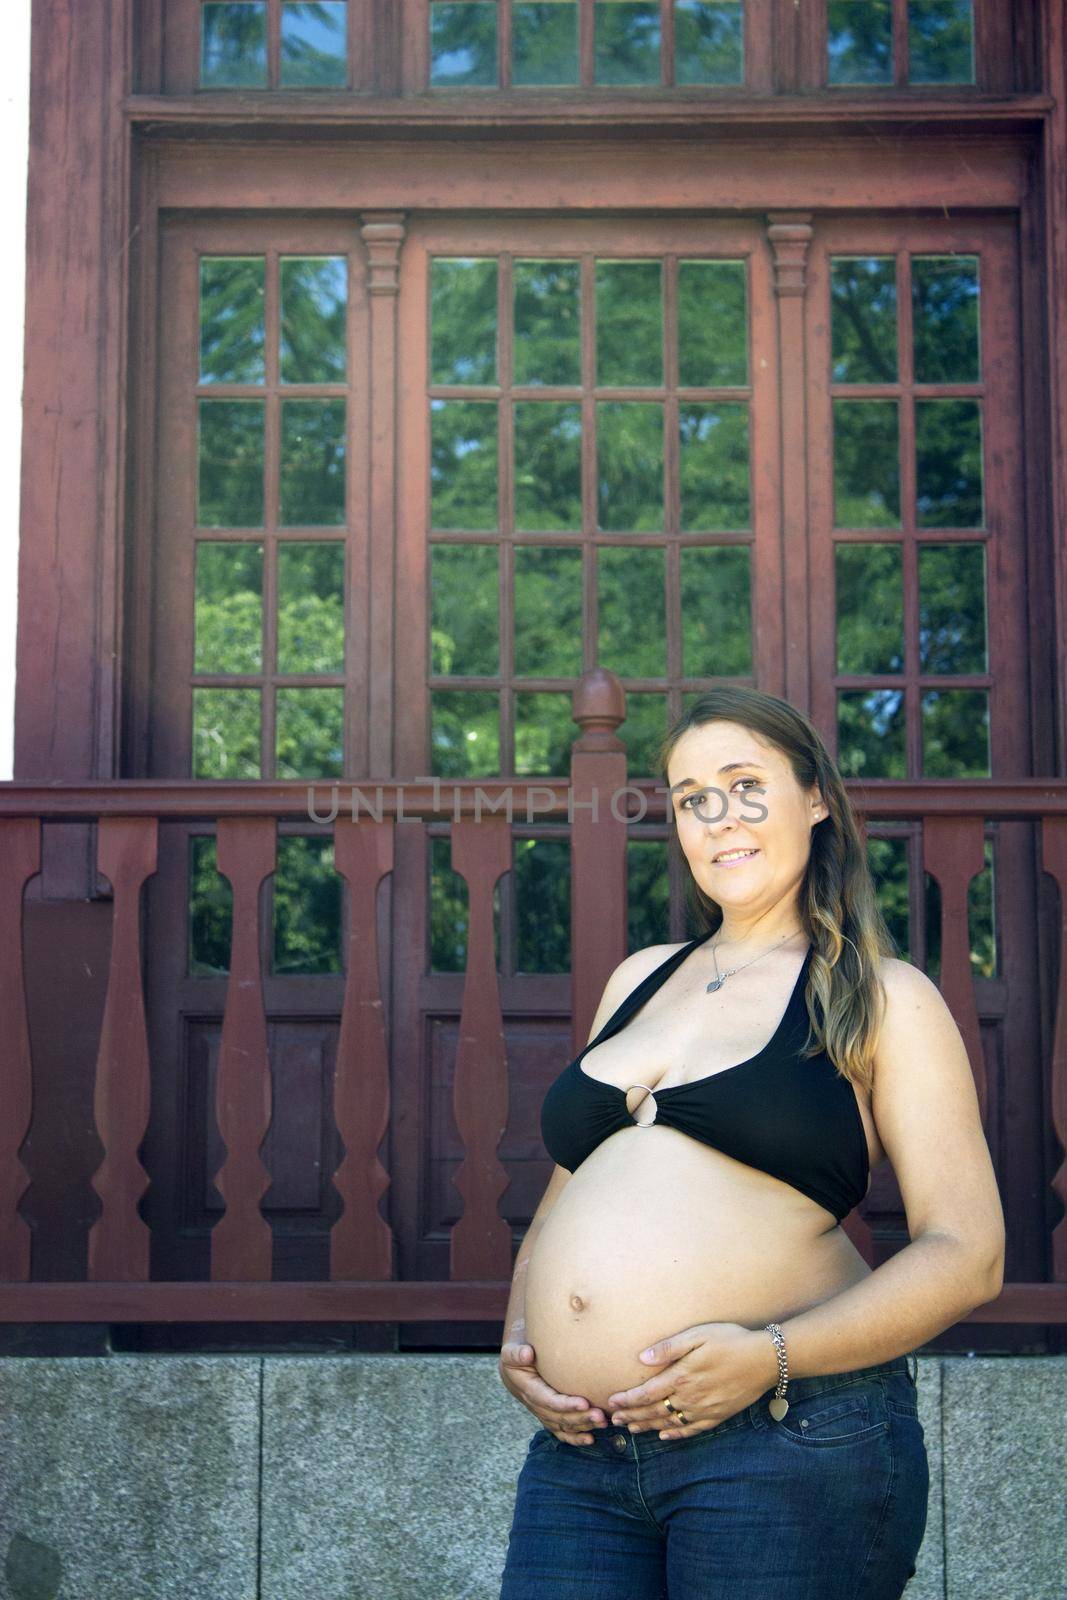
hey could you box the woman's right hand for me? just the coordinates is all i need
[498,1339,608,1446]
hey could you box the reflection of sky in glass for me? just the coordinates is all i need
[862,689,903,735]
[430,2,498,85]
[281,2,348,86]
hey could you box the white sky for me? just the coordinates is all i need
[0,0,30,781]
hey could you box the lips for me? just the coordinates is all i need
[712,848,760,865]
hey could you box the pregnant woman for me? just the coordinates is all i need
[498,685,1005,1600]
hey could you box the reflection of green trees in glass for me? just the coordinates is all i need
[431,258,498,385]
[430,1,498,85]
[431,401,499,529]
[598,546,666,677]
[201,3,269,88]
[675,1,744,86]
[833,400,900,528]
[627,838,670,951]
[679,405,750,530]
[514,403,582,529]
[276,687,344,778]
[280,2,348,88]
[279,400,346,525]
[277,542,345,674]
[866,835,909,959]
[921,689,989,778]
[836,689,905,777]
[272,836,341,973]
[431,690,500,775]
[195,543,264,674]
[678,261,747,386]
[514,260,581,385]
[680,545,751,676]
[516,838,571,971]
[835,543,903,674]
[193,688,262,778]
[619,692,668,775]
[280,257,347,383]
[908,0,974,84]
[831,258,896,383]
[596,262,662,386]
[912,257,979,383]
[431,544,499,676]
[189,836,233,976]
[915,400,983,527]
[200,257,265,384]
[597,402,663,531]
[918,543,986,673]
[594,0,661,84]
[514,546,583,677]
[515,692,574,774]
[429,835,501,971]
[513,2,580,84]
[827,0,892,84]
[198,401,265,527]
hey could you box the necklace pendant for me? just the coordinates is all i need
[705,975,726,992]
[768,1395,789,1420]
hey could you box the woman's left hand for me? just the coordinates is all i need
[605,1321,779,1439]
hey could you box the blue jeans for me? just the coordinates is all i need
[499,1353,928,1600]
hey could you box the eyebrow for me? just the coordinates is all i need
[669,764,768,794]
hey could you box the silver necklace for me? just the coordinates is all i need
[704,928,806,993]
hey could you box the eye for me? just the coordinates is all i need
[734,777,763,791]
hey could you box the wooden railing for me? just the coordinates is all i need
[1,670,1066,1324]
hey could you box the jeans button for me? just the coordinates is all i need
[613,1434,628,1452]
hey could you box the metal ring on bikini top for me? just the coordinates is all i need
[624,1085,658,1125]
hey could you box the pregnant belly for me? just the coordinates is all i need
[523,1124,872,1412]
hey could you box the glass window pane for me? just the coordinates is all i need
[908,0,974,83]
[201,2,268,88]
[675,0,744,86]
[679,403,750,531]
[596,402,663,531]
[866,834,909,960]
[915,399,983,527]
[597,546,666,677]
[431,400,499,529]
[628,838,670,951]
[514,692,575,775]
[276,687,344,777]
[272,837,341,975]
[619,692,668,776]
[194,542,263,674]
[514,545,583,677]
[596,261,663,387]
[830,257,897,383]
[280,257,347,384]
[921,688,989,777]
[969,838,997,978]
[197,400,265,527]
[827,0,892,84]
[677,261,747,387]
[431,258,498,386]
[912,256,980,384]
[200,257,265,385]
[836,689,906,777]
[514,402,582,530]
[918,543,986,673]
[515,837,570,973]
[280,1,348,86]
[514,260,581,387]
[431,689,500,775]
[279,399,346,525]
[189,835,232,977]
[680,546,751,676]
[193,687,262,778]
[431,544,499,676]
[430,1,498,85]
[835,543,904,674]
[594,0,661,84]
[513,1,580,85]
[277,541,345,674]
[833,400,900,528]
[430,834,471,972]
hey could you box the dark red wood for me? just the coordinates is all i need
[330,818,394,1280]
[0,819,40,1281]
[87,817,157,1281]
[447,814,513,1281]
[569,670,628,1057]
[1043,815,1067,1280]
[924,816,988,1121]
[767,212,813,708]
[211,818,276,1280]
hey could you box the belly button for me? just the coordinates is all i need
[569,1293,585,1312]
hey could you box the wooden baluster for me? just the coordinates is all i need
[0,819,40,1280]
[570,668,628,1058]
[212,818,275,1281]
[330,817,394,1280]
[1042,816,1067,1280]
[924,815,988,1124]
[88,817,158,1281]
[448,812,512,1281]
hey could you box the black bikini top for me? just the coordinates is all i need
[540,931,870,1224]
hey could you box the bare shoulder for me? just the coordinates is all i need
[584,941,688,1043]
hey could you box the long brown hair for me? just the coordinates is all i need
[655,686,897,1095]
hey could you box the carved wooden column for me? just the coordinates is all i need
[361,211,407,775]
[766,213,814,710]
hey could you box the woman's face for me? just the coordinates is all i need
[666,720,826,919]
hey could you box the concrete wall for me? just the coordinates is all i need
[1,1355,1064,1599]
